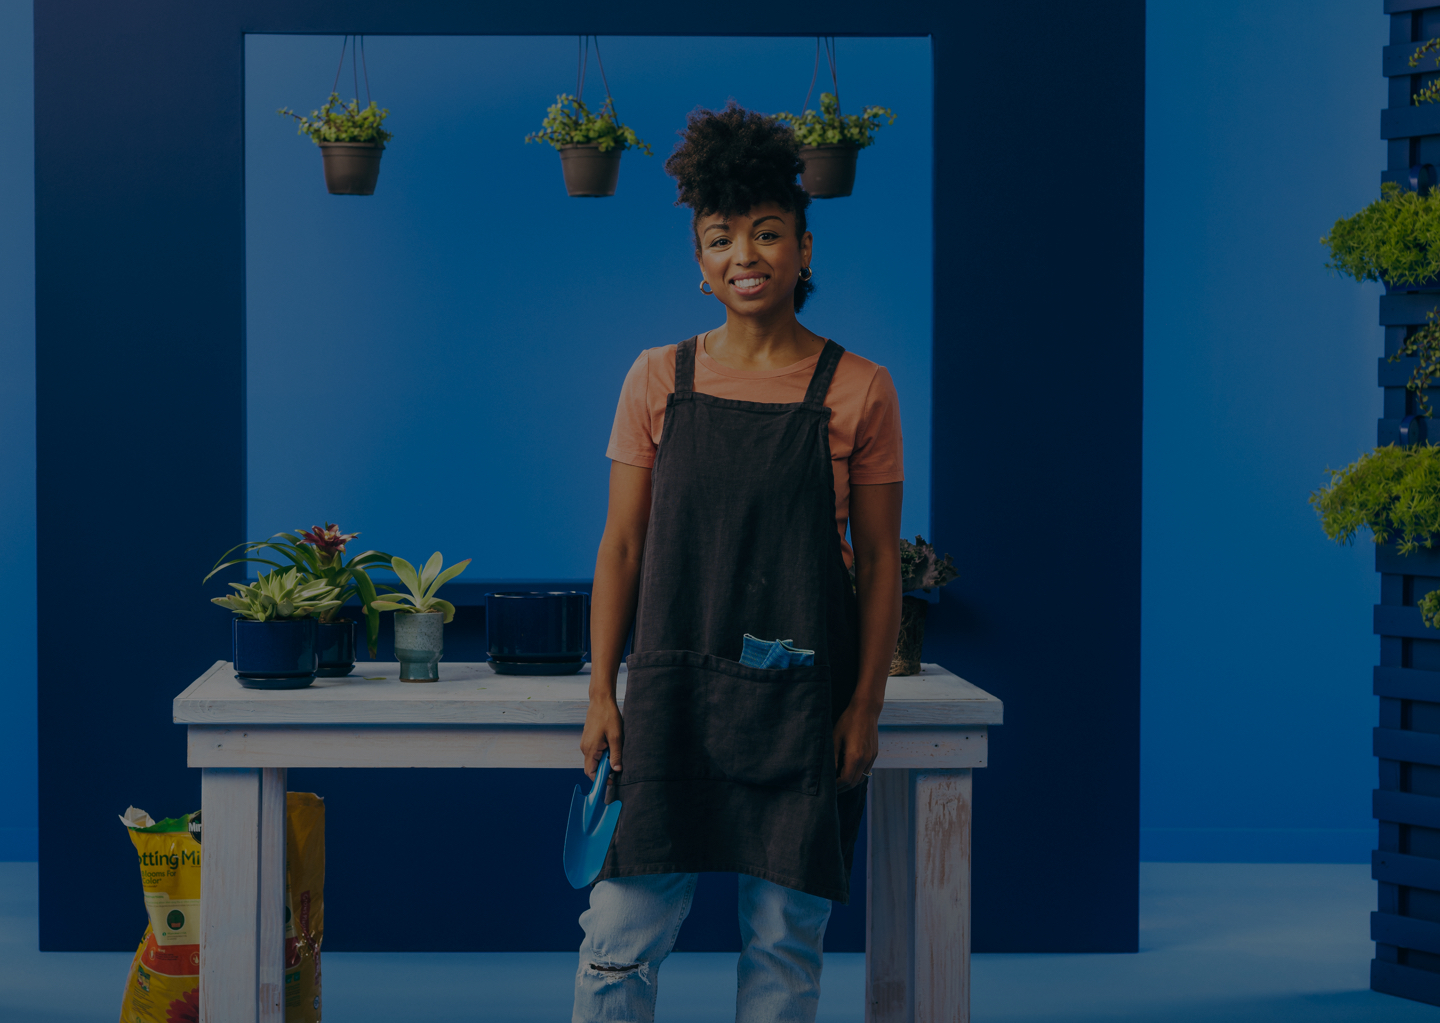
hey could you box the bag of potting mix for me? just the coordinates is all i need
[284,791,325,1022]
[118,806,202,1023]
[118,794,325,1023]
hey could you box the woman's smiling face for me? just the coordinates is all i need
[696,204,813,317]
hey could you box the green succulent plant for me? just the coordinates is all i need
[204,524,392,656]
[1322,182,1440,287]
[211,568,343,622]
[279,92,392,145]
[524,94,652,154]
[370,553,472,623]
[774,94,895,149]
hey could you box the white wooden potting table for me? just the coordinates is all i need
[174,660,1002,1023]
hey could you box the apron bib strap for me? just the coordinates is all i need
[675,336,698,393]
[803,340,846,405]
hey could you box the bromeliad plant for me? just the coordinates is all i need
[211,568,343,622]
[370,553,472,622]
[774,93,895,149]
[279,92,393,145]
[205,524,393,656]
[524,94,652,154]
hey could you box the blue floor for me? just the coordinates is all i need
[2,862,1433,1022]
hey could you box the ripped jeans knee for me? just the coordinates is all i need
[584,959,652,984]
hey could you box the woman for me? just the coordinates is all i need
[575,102,904,1023]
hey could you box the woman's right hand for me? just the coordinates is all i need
[581,696,624,780]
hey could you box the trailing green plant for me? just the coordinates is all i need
[370,552,472,623]
[204,524,392,656]
[899,535,959,593]
[1322,182,1440,286]
[1390,307,1440,416]
[279,92,392,145]
[774,93,895,149]
[211,567,343,622]
[525,95,652,154]
[1311,443,1440,554]
[1411,39,1440,105]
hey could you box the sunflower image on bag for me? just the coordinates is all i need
[118,794,325,1023]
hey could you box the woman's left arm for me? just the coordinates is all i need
[836,481,904,791]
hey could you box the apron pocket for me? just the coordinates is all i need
[624,649,830,796]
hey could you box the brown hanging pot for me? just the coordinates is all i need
[319,141,384,195]
[889,595,929,676]
[558,144,622,197]
[799,144,859,199]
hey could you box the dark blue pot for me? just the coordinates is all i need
[315,619,357,677]
[232,618,317,688]
[486,591,589,664]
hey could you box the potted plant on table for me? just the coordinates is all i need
[205,523,392,675]
[525,94,652,197]
[279,91,393,195]
[211,568,342,689]
[774,93,895,199]
[370,553,471,682]
[890,536,959,676]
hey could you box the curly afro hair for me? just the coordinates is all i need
[664,101,815,312]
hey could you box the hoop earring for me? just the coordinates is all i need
[699,280,714,295]
[799,265,813,282]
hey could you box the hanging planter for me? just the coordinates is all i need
[525,37,652,197]
[776,39,895,199]
[279,36,392,196]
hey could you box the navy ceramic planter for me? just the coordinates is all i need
[486,591,589,675]
[315,618,356,677]
[232,617,317,689]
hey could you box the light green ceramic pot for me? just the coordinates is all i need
[393,611,444,682]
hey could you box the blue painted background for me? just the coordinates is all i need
[0,0,1395,864]
[244,35,932,571]
[1141,0,1387,862]
[0,0,35,862]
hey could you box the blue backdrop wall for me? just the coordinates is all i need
[0,0,36,862]
[1142,0,1387,863]
[244,34,933,566]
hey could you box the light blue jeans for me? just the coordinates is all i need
[572,872,833,1023]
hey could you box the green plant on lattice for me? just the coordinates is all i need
[1390,308,1440,416]
[1310,443,1440,554]
[1322,182,1440,286]
[1412,39,1440,105]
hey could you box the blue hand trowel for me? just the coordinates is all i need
[563,750,623,889]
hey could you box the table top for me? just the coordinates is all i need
[174,661,1003,727]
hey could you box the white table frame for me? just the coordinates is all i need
[174,660,1002,1023]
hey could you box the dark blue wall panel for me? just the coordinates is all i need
[35,1,1144,953]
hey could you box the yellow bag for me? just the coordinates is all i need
[118,795,325,1023]
[284,792,325,1023]
[118,807,201,1023]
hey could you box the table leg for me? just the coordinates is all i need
[866,768,973,1023]
[914,770,971,1023]
[259,767,287,1023]
[201,767,287,1023]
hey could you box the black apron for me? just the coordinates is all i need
[597,336,866,903]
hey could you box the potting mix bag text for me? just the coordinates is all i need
[119,806,201,1023]
[118,795,325,1023]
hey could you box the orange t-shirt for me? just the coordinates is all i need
[605,339,905,566]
